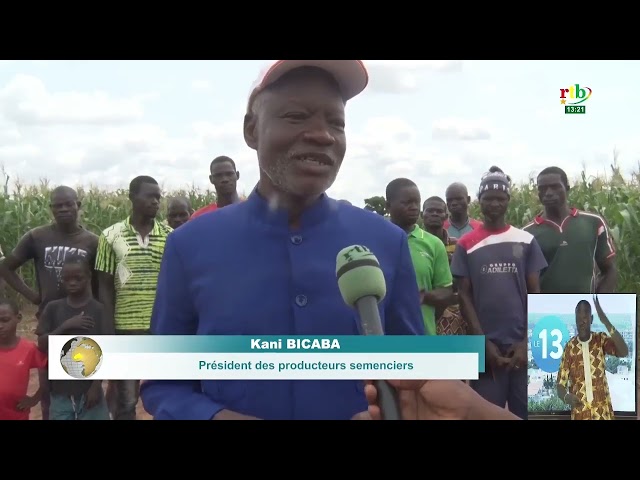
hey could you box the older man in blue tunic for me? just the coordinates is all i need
[141,60,425,420]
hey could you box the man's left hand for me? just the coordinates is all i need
[506,341,527,371]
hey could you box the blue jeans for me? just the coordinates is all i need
[50,390,110,420]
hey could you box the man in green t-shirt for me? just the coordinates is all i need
[523,166,617,293]
[386,178,453,335]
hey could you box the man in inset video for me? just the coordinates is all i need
[556,295,629,420]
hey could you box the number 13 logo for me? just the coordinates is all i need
[539,328,563,360]
[531,316,570,373]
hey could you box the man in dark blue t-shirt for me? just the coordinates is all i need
[450,167,548,419]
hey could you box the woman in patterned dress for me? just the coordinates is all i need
[421,197,467,336]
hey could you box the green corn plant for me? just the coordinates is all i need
[0,175,221,307]
[469,163,640,295]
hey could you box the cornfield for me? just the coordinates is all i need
[0,173,216,306]
[1,163,639,297]
[3,164,637,413]
[467,163,640,295]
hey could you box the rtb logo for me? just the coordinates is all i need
[560,83,592,115]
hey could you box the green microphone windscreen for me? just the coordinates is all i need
[335,245,387,307]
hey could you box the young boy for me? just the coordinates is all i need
[0,298,48,420]
[36,255,111,420]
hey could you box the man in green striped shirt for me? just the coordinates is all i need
[95,175,172,420]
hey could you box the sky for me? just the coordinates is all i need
[0,59,639,207]
[528,293,637,316]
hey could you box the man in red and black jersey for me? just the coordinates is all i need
[523,166,617,294]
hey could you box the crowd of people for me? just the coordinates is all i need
[0,59,628,421]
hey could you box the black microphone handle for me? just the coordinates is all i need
[374,379,403,420]
[354,295,403,420]
[354,296,385,335]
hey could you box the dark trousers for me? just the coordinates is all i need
[107,379,141,420]
[106,329,148,420]
[38,369,49,420]
[471,345,527,420]
[34,310,50,420]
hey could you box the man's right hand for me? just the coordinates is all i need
[365,380,471,420]
[486,340,510,370]
[365,379,521,420]
[63,312,94,331]
[364,380,518,420]
[564,393,581,408]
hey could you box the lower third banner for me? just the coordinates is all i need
[46,335,485,381]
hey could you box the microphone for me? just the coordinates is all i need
[336,245,402,420]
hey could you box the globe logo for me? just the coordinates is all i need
[60,336,104,379]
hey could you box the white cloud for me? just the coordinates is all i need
[328,115,482,203]
[480,84,499,95]
[0,143,42,163]
[0,124,22,143]
[432,117,493,141]
[363,60,463,94]
[0,74,148,126]
[366,60,463,73]
[0,61,637,211]
[191,79,212,91]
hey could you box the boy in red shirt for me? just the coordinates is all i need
[0,298,48,420]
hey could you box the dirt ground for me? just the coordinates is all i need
[20,305,152,420]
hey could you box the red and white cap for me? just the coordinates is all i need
[247,60,369,111]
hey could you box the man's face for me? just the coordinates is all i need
[423,200,447,229]
[167,202,191,229]
[246,69,347,198]
[445,185,469,218]
[0,305,19,342]
[537,173,567,210]
[576,305,592,338]
[50,190,79,227]
[132,182,161,218]
[479,190,509,222]
[389,186,421,226]
[209,161,238,196]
